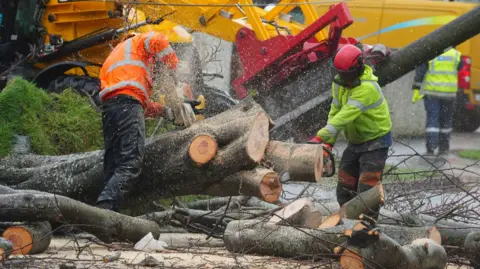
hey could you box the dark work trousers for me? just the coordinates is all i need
[96,95,146,212]
[337,146,389,220]
[423,95,456,153]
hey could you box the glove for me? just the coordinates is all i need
[306,136,333,151]
[145,101,164,118]
[411,89,424,104]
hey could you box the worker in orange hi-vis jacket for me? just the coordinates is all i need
[96,31,192,212]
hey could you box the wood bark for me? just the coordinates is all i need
[184,196,279,211]
[339,184,384,219]
[268,197,323,228]
[0,97,275,206]
[203,167,282,203]
[264,141,323,182]
[2,221,52,255]
[340,237,447,269]
[223,219,477,260]
[0,193,162,243]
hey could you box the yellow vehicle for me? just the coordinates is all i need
[302,0,480,132]
[0,0,206,110]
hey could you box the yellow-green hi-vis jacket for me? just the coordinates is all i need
[317,65,392,145]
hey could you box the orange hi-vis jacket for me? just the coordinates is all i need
[99,31,179,114]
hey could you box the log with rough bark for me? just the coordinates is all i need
[264,141,323,182]
[203,167,282,203]
[2,221,52,255]
[340,237,447,269]
[0,192,162,243]
[268,197,323,228]
[0,97,275,206]
[223,219,476,260]
[184,196,279,211]
[339,183,384,219]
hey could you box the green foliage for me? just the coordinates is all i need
[0,77,103,157]
[457,149,480,160]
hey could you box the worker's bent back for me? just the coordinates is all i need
[99,31,179,108]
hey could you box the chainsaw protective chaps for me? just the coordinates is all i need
[96,95,146,212]
[337,146,389,220]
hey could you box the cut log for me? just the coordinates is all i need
[184,196,279,211]
[268,197,323,228]
[223,219,476,259]
[2,221,52,255]
[0,97,274,206]
[0,193,162,243]
[340,237,447,269]
[203,167,282,203]
[339,183,383,220]
[319,213,341,228]
[188,134,217,165]
[264,141,323,182]
[464,232,480,269]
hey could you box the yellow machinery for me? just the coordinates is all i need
[0,0,202,110]
[273,0,480,131]
[0,0,350,125]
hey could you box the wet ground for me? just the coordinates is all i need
[282,130,480,221]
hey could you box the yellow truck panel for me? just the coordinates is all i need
[314,0,479,94]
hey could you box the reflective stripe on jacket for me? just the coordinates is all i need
[317,65,392,145]
[99,31,179,108]
[423,48,461,98]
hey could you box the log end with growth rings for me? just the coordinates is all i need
[3,227,36,255]
[318,212,341,228]
[428,226,442,245]
[2,222,52,255]
[340,249,364,269]
[246,112,271,162]
[189,134,218,165]
[259,171,282,203]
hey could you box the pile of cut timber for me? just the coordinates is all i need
[0,97,326,253]
[0,96,324,206]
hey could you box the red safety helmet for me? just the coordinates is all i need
[331,44,365,83]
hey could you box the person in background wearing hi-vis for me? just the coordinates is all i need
[412,47,463,156]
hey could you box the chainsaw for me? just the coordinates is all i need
[322,145,336,178]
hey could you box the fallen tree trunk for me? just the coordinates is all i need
[0,193,162,243]
[203,167,282,203]
[2,221,52,255]
[0,97,276,206]
[264,141,323,182]
[340,237,447,269]
[268,197,323,228]
[184,196,279,211]
[223,219,477,260]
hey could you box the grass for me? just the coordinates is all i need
[457,149,480,160]
[0,77,103,157]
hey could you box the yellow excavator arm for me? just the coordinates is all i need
[133,0,328,43]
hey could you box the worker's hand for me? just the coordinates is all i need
[306,136,323,144]
[145,101,164,118]
[411,89,424,104]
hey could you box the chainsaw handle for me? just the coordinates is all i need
[322,146,336,178]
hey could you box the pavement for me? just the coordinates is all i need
[332,128,480,179]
